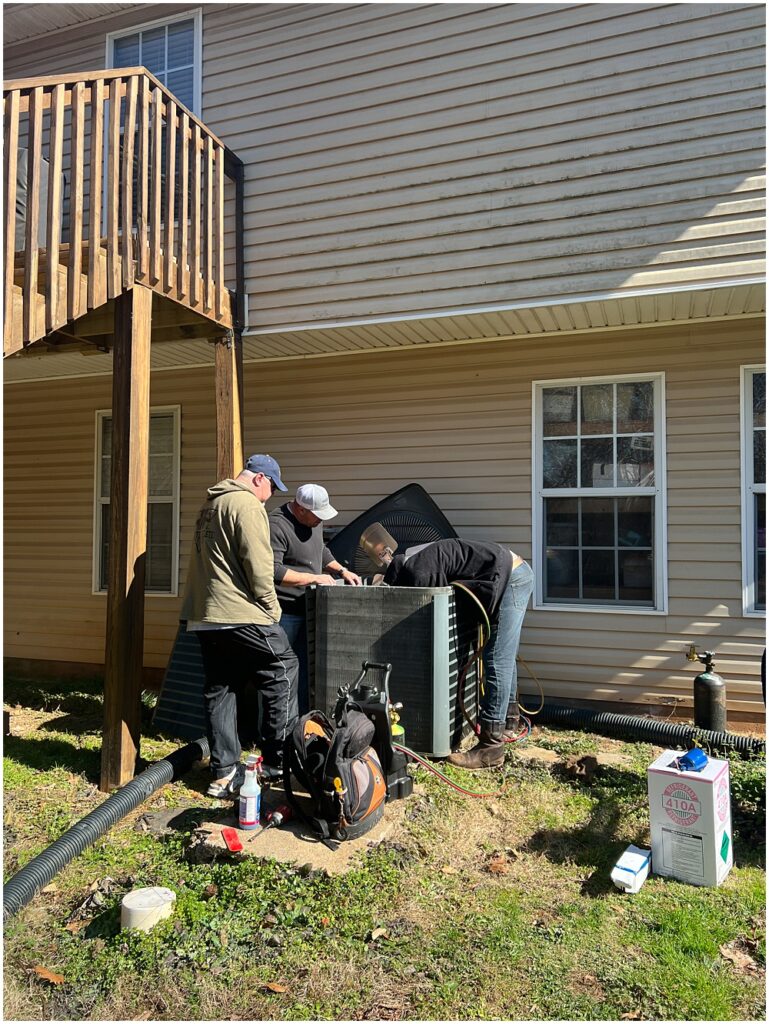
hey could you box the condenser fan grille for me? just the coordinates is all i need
[328,483,457,575]
[351,512,451,574]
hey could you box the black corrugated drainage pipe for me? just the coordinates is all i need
[3,736,210,922]
[534,703,765,758]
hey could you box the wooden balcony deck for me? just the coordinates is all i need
[3,68,246,792]
[3,67,244,357]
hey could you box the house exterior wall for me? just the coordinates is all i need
[4,2,765,329]
[5,319,764,716]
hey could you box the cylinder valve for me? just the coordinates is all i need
[686,645,727,732]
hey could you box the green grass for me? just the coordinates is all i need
[3,675,765,1021]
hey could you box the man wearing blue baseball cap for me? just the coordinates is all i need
[181,454,299,798]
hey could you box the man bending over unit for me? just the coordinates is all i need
[368,530,534,769]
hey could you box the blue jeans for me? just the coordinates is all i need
[480,561,534,729]
[280,613,309,714]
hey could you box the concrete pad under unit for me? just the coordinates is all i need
[172,785,418,876]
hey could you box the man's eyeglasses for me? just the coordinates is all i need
[267,477,277,494]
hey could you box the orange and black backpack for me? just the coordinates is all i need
[283,701,387,844]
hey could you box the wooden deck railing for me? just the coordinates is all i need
[3,67,244,356]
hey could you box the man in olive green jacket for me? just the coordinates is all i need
[181,454,299,798]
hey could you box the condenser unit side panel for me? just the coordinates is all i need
[430,592,452,757]
[448,594,480,751]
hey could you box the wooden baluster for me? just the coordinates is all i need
[87,78,104,310]
[23,85,43,344]
[149,86,162,285]
[177,111,189,299]
[164,99,177,293]
[68,81,85,321]
[190,123,201,307]
[45,82,65,333]
[106,76,121,298]
[136,76,149,281]
[204,135,213,312]
[214,145,224,320]
[121,75,138,289]
[3,89,20,355]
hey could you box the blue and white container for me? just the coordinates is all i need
[610,845,651,893]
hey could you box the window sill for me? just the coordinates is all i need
[533,602,667,615]
[93,589,179,598]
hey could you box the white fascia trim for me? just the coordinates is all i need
[241,277,767,336]
[6,286,766,386]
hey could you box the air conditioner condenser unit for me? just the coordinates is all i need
[306,584,479,758]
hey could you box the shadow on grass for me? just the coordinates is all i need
[38,712,103,736]
[731,818,766,869]
[4,674,104,716]
[3,733,101,782]
[525,765,652,897]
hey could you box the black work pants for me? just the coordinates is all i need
[198,623,299,775]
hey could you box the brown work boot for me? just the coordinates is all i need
[447,725,505,769]
[503,701,521,741]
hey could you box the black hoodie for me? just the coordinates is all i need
[383,539,513,621]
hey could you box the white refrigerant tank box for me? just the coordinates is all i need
[647,749,733,887]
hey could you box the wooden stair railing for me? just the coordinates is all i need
[3,68,244,357]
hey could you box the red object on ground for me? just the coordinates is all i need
[221,826,243,852]
[266,804,293,824]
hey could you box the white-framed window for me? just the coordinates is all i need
[741,365,766,615]
[532,373,667,612]
[106,9,202,113]
[93,407,181,596]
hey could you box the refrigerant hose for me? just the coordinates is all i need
[393,740,526,798]
[3,736,210,922]
[452,582,544,738]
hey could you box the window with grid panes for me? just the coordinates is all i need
[109,15,199,229]
[743,368,766,612]
[111,17,198,111]
[535,377,664,608]
[95,410,179,594]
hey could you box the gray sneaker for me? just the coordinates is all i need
[206,763,245,799]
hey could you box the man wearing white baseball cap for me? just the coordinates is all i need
[269,484,362,711]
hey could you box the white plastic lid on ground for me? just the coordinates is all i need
[120,886,176,931]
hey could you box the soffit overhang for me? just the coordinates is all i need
[4,281,765,384]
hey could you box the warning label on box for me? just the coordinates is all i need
[661,827,705,881]
[662,781,701,827]
[717,776,729,823]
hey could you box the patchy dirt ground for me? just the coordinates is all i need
[3,682,765,1023]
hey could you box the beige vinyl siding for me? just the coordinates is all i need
[4,318,764,715]
[5,3,765,331]
[199,1,765,327]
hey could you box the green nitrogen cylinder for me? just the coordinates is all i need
[694,670,727,732]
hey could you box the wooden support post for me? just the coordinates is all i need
[100,285,152,792]
[214,329,244,481]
